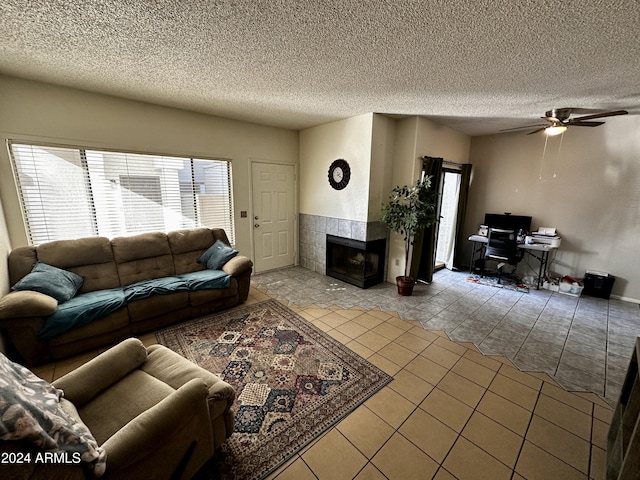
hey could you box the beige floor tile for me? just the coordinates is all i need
[356,330,391,352]
[367,353,402,376]
[310,318,332,332]
[327,329,352,345]
[353,463,387,480]
[516,441,587,480]
[272,456,316,480]
[434,336,469,355]
[438,370,486,408]
[52,350,99,380]
[367,309,393,321]
[590,418,609,450]
[420,343,461,369]
[303,307,334,319]
[344,339,375,359]
[395,331,432,354]
[137,332,159,347]
[337,405,395,458]
[335,320,369,339]
[389,369,434,405]
[377,341,417,367]
[433,467,458,480]
[476,390,532,436]
[590,445,607,480]
[364,386,416,429]
[407,325,440,342]
[534,394,592,440]
[463,348,502,371]
[526,415,590,474]
[462,411,523,468]
[353,312,386,329]
[297,310,317,322]
[372,432,439,480]
[404,354,449,385]
[319,311,351,328]
[451,356,497,388]
[594,403,614,424]
[498,363,543,391]
[489,373,539,411]
[420,387,473,432]
[336,308,367,320]
[302,429,367,480]
[541,382,593,414]
[399,408,458,463]
[385,316,414,332]
[443,436,512,480]
[372,322,405,341]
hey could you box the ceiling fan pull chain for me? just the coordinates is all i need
[553,132,565,178]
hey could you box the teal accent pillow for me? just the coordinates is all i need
[12,262,84,303]
[197,240,238,270]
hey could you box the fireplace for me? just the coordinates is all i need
[326,235,386,288]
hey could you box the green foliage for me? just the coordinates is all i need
[381,176,438,278]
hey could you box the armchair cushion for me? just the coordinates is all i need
[0,351,106,477]
[11,262,84,303]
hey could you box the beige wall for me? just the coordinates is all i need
[385,116,472,280]
[299,113,374,221]
[465,115,640,301]
[0,75,299,291]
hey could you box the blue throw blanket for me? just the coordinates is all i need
[38,271,231,339]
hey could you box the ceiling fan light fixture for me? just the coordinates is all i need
[545,124,567,136]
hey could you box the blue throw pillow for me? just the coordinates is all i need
[197,240,239,270]
[12,262,84,303]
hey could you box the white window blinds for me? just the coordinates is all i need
[9,142,235,245]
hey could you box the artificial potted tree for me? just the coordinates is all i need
[381,176,438,296]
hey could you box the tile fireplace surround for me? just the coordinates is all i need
[299,213,388,275]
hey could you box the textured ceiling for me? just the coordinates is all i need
[0,0,639,136]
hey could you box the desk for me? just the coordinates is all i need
[468,235,559,289]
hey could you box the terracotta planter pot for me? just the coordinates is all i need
[396,276,415,296]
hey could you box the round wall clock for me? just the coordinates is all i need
[328,159,351,190]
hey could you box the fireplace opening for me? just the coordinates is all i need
[326,235,386,288]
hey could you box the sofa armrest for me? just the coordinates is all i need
[101,378,210,476]
[53,338,148,406]
[0,290,57,319]
[222,254,253,277]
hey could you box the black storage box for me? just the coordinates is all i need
[583,272,615,299]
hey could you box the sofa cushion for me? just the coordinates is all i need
[123,277,190,302]
[177,270,231,291]
[0,351,107,476]
[197,240,238,270]
[38,288,127,339]
[112,232,175,285]
[12,262,84,303]
[168,228,215,275]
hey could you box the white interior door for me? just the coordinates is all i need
[251,162,296,273]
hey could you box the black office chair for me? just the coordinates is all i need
[483,228,524,284]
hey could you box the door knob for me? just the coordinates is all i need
[254,216,259,220]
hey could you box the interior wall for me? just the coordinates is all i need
[465,115,640,301]
[385,117,471,281]
[299,113,373,221]
[0,75,299,284]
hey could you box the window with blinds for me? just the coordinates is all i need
[8,142,235,245]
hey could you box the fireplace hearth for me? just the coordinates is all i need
[326,235,386,288]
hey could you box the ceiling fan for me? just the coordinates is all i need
[502,108,629,135]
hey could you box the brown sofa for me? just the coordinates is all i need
[2,337,235,480]
[0,228,252,365]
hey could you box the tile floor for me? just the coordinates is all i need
[30,268,638,480]
[251,266,640,405]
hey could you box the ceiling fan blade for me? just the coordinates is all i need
[526,127,547,135]
[570,110,628,121]
[500,123,547,132]
[567,121,605,127]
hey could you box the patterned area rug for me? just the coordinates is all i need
[155,299,392,480]
[466,274,529,293]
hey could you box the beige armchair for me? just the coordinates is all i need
[3,338,235,480]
